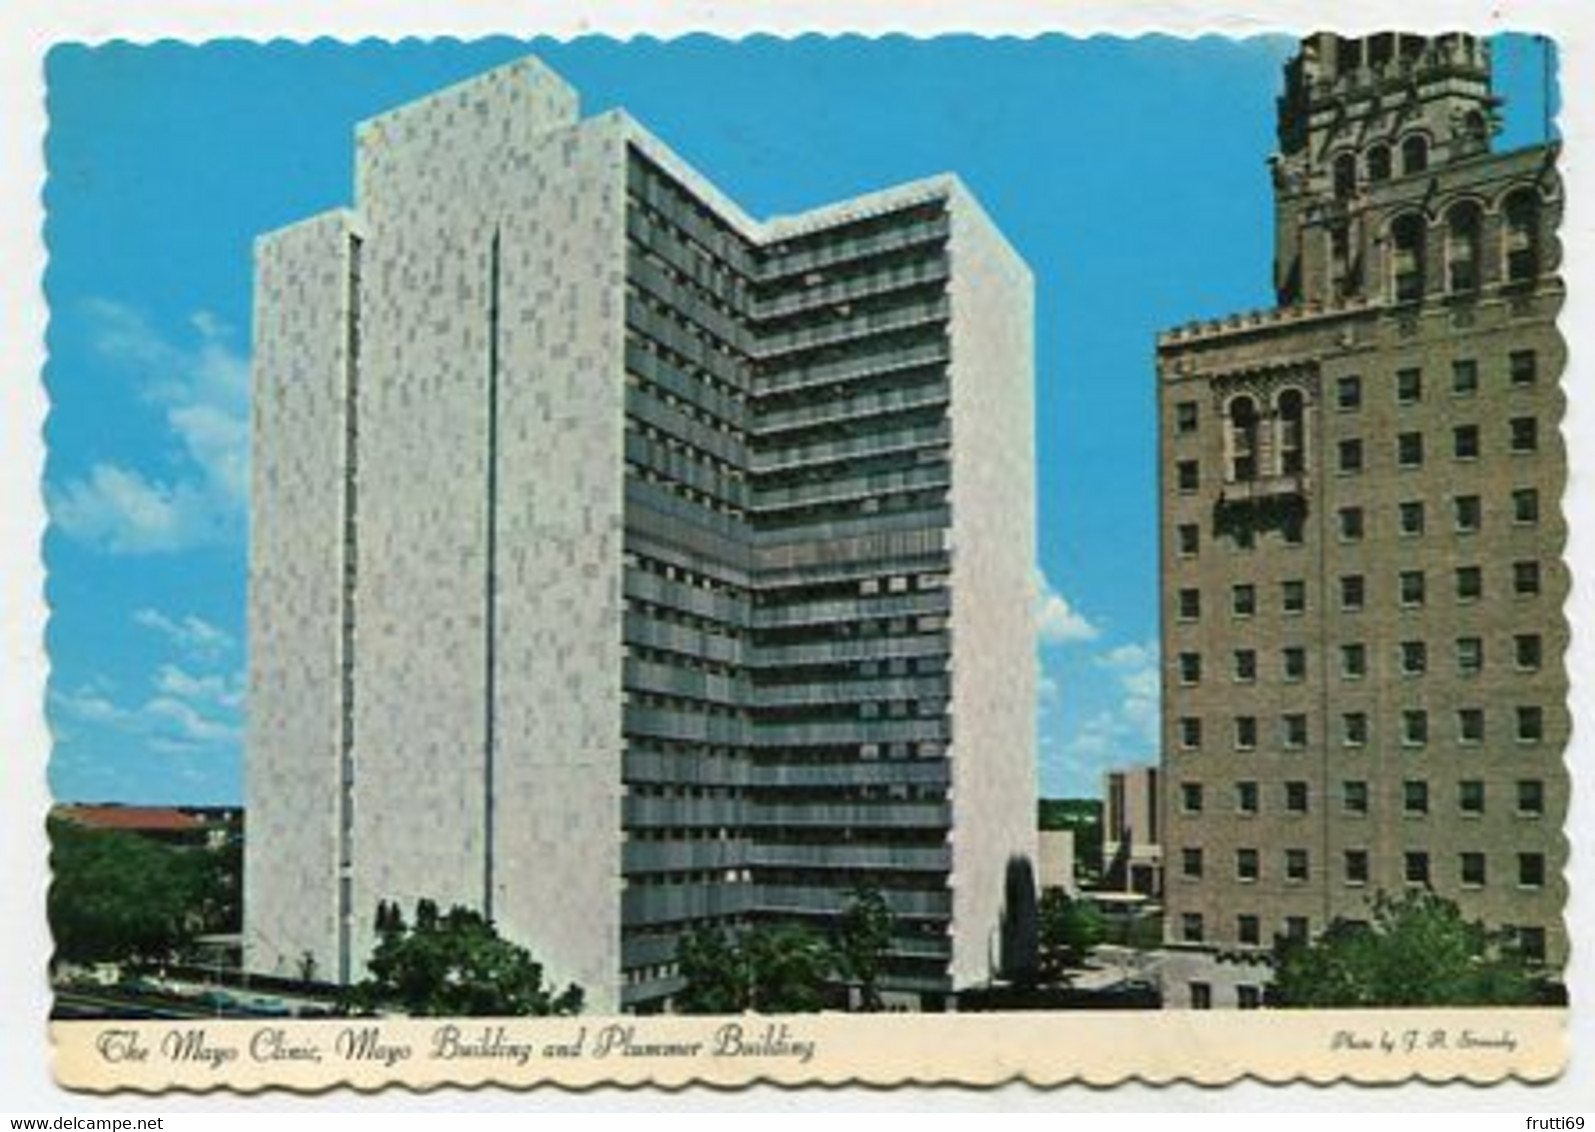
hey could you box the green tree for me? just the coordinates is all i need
[835,887,894,1012]
[1037,889,1104,979]
[676,922,839,1014]
[998,855,1040,988]
[182,833,242,934]
[349,901,583,1017]
[47,816,208,965]
[1270,890,1547,1008]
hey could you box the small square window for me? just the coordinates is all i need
[1343,780,1369,814]
[1510,349,1538,386]
[1231,583,1256,617]
[1337,374,1362,410]
[1457,636,1483,675]
[1178,716,1203,750]
[1177,523,1200,556]
[1282,647,1306,682]
[1177,460,1200,492]
[1512,488,1540,525]
[1177,588,1201,621]
[1402,709,1429,746]
[1181,847,1204,878]
[1281,514,1305,546]
[1178,652,1202,685]
[1403,779,1430,815]
[1236,781,1259,814]
[1344,850,1369,885]
[1516,705,1544,744]
[1285,781,1309,813]
[1338,438,1364,474]
[1286,849,1309,883]
[1341,574,1365,611]
[1237,916,1261,946]
[1399,570,1426,607]
[1398,500,1425,537]
[1181,782,1204,813]
[1233,523,1255,550]
[1510,416,1538,453]
[1514,560,1542,596]
[1343,711,1368,746]
[1238,984,1262,1008]
[1338,506,1364,542]
[1518,853,1545,889]
[1515,633,1543,671]
[1461,852,1486,888]
[1516,779,1544,816]
[1454,495,1481,532]
[1459,779,1486,815]
[1235,716,1258,751]
[1282,580,1306,614]
[1452,358,1478,395]
[1396,367,1422,404]
[1181,915,1205,945]
[1233,649,1257,683]
[1456,565,1483,602]
[1459,708,1485,744]
[1284,916,1309,943]
[1283,714,1308,748]
[1400,640,1427,675]
[1341,642,1367,679]
[1175,400,1200,434]
[1405,852,1431,886]
[1397,431,1424,467]
[1454,424,1480,460]
[1189,978,1211,1005]
[1236,848,1259,882]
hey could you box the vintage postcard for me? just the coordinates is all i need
[29,19,1579,1096]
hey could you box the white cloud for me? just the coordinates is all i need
[1096,641,1155,671]
[1118,662,1160,744]
[49,300,249,555]
[132,608,234,656]
[51,465,215,555]
[154,663,244,712]
[52,670,243,754]
[1034,569,1099,644]
[50,689,131,727]
[142,695,242,746]
[1054,638,1162,780]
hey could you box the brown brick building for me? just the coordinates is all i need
[1157,33,1566,972]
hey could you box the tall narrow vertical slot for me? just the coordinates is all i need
[337,231,363,983]
[483,228,502,922]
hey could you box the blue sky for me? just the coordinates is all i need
[42,35,1558,804]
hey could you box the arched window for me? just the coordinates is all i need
[1504,188,1541,282]
[1401,134,1429,176]
[1227,396,1260,483]
[1277,389,1307,476]
[1446,201,1483,293]
[1366,144,1392,184]
[1329,224,1358,298]
[1390,212,1427,302]
[1333,153,1357,200]
[1461,109,1489,155]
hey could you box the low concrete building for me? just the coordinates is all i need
[1101,765,1162,898]
[1036,829,1078,897]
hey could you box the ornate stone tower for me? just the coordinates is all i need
[1272,32,1500,307]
